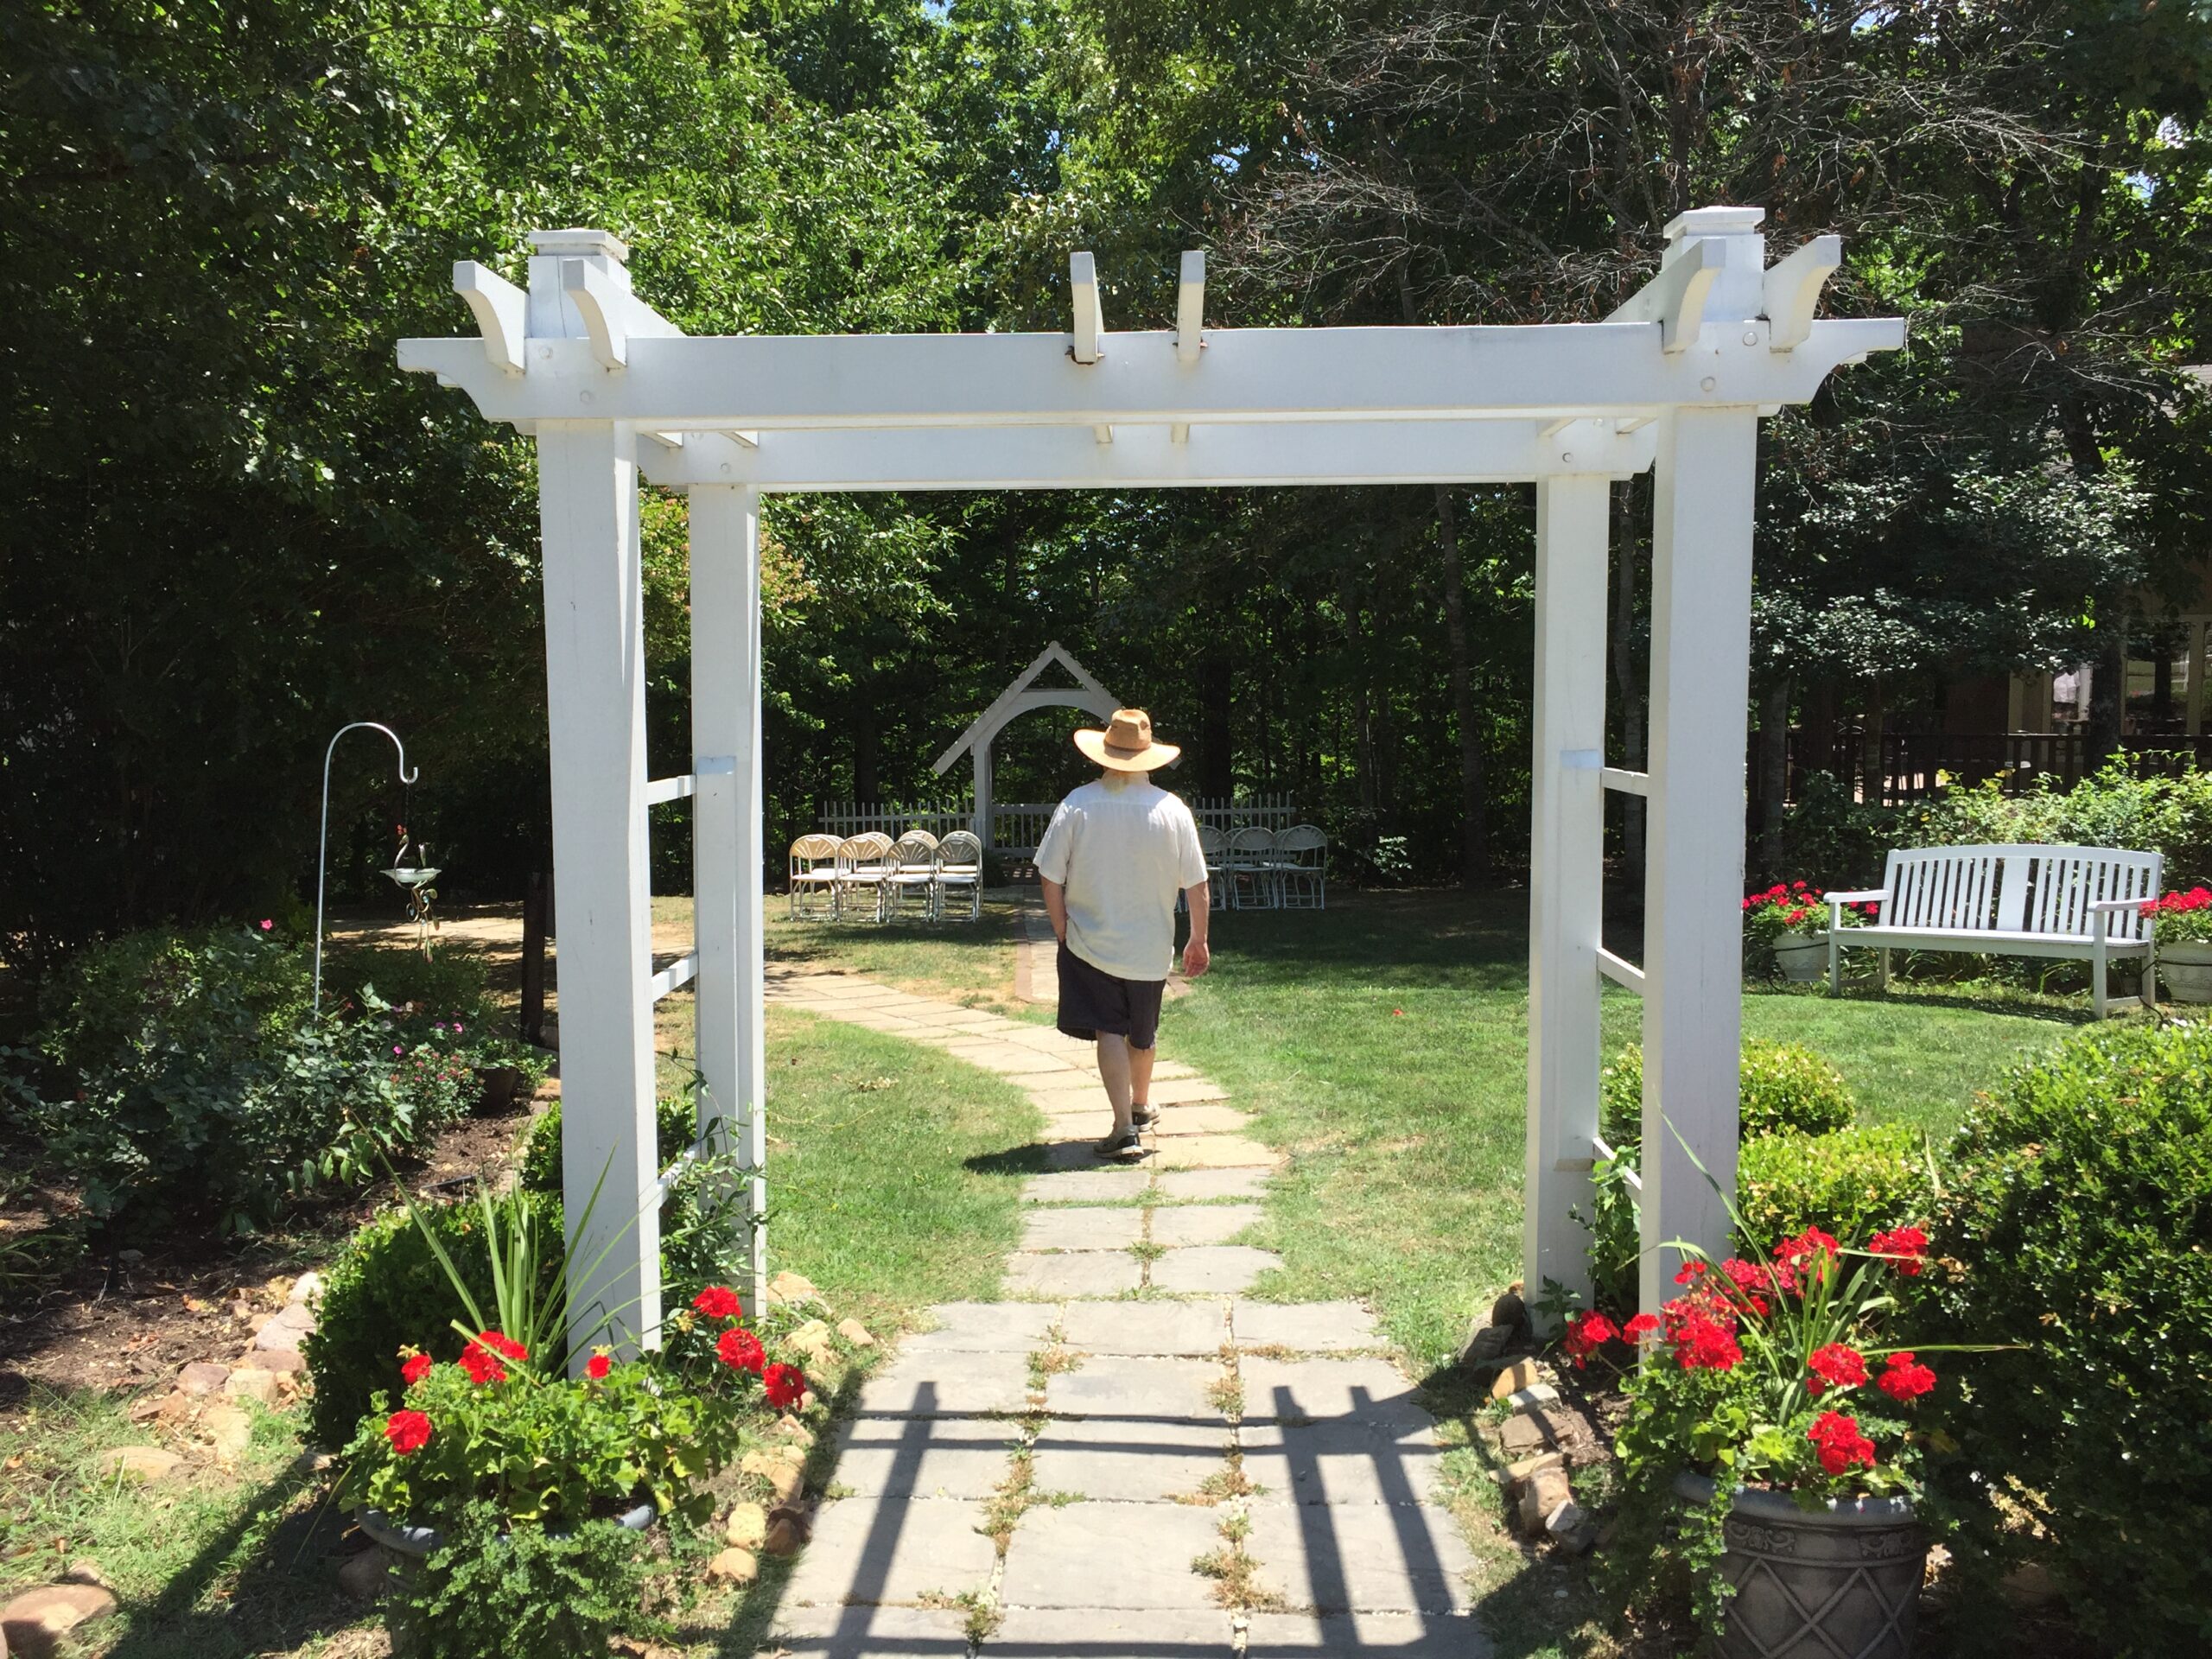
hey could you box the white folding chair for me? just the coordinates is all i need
[933,830,983,922]
[787,833,842,920]
[1226,827,1280,910]
[832,833,895,922]
[882,830,941,921]
[1273,824,1329,910]
[1195,823,1230,910]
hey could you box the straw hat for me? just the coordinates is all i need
[1074,709,1181,772]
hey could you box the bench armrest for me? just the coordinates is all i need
[2087,899,2152,912]
[1827,887,1888,906]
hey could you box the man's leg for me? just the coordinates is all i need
[1129,1043,1156,1126]
[1096,1033,1135,1136]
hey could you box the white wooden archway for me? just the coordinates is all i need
[930,641,1121,850]
[401,215,1902,1364]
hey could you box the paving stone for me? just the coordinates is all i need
[1241,1421,1446,1508]
[989,1609,1237,1656]
[1147,1169,1264,1205]
[1017,1070,1110,1096]
[999,1503,1226,1611]
[1233,1300,1381,1353]
[1020,1169,1152,1204]
[783,1497,997,1608]
[1005,1252,1141,1300]
[944,1042,1083,1075]
[771,1604,975,1658]
[1141,1078,1232,1105]
[1045,1356,1227,1424]
[1058,1299,1228,1357]
[1020,1208,1146,1253]
[1148,1246,1281,1294]
[855,1350,1033,1418]
[1246,1503,1476,1614]
[1149,1062,1202,1080]
[1245,1611,1488,1656]
[904,1302,1059,1353]
[1148,1205,1263,1248]
[1237,1358,1433,1429]
[828,1416,1019,1500]
[1039,1138,1152,1173]
[1148,1106,1255,1137]
[1152,1135,1277,1171]
[1028,1416,1233,1503]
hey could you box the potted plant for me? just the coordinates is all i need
[1576,1216,1980,1656]
[1743,882,1867,982]
[2143,885,2212,1004]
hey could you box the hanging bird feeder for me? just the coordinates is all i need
[383,815,442,951]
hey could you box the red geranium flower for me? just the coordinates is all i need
[400,1351,434,1388]
[1807,1343,1868,1397]
[458,1331,525,1386]
[1674,1260,1709,1286]
[763,1363,807,1409]
[1878,1351,1937,1403]
[1623,1313,1662,1343]
[1807,1410,1876,1475]
[1561,1310,1618,1369]
[585,1352,613,1381]
[1867,1225,1929,1277]
[717,1327,766,1373]
[693,1286,744,1320]
[385,1408,433,1456]
[1672,1308,1742,1372]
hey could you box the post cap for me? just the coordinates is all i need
[1662,207,1765,243]
[528,229,631,264]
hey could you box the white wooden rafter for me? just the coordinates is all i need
[400,212,1903,1363]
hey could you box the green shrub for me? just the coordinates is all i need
[518,1095,696,1195]
[25,927,480,1230]
[1912,762,2212,888]
[1599,1039,1855,1145]
[302,1191,563,1448]
[1736,1123,1936,1243]
[399,1503,654,1659]
[1934,1020,2212,1652]
[323,944,493,1026]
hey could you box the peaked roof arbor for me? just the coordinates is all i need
[400,211,1904,1371]
[931,643,1121,851]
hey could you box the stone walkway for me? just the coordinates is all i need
[761,967,1485,1658]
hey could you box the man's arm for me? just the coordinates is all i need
[1182,883,1211,977]
[1041,877,1069,944]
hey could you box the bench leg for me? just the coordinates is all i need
[1878,948,1890,993]
[2093,944,2107,1020]
[1828,930,1841,995]
[2145,946,2158,1011]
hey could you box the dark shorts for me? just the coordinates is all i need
[1056,944,1165,1050]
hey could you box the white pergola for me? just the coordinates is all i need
[930,641,1121,850]
[399,211,1902,1361]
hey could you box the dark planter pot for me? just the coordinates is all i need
[1674,1471,1924,1658]
[358,1500,656,1558]
[474,1065,526,1116]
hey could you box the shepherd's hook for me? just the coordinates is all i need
[315,722,418,1013]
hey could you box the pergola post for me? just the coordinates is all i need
[973,744,993,852]
[1524,476,1611,1320]
[538,418,662,1363]
[1639,405,1760,1309]
[690,484,768,1313]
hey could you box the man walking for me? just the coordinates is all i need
[1033,709,1211,1160]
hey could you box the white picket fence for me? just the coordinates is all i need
[817,792,1299,857]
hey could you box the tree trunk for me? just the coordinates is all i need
[1433,485,1486,880]
[1198,647,1234,801]
[1611,487,1645,873]
[1757,676,1793,880]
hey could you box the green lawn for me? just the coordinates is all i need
[1159,888,2088,1370]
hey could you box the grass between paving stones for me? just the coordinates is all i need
[1158,887,2089,1370]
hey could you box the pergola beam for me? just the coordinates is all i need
[398,318,1902,433]
[633,418,1656,492]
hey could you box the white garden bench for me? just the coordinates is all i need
[1826,843,2162,1018]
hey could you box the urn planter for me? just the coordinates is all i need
[1674,1471,1924,1658]
[357,1500,656,1558]
[1770,934,1830,983]
[2159,942,2212,1005]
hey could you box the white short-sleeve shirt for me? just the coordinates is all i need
[1032,776,1209,982]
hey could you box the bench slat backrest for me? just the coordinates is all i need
[1882,844,2161,942]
